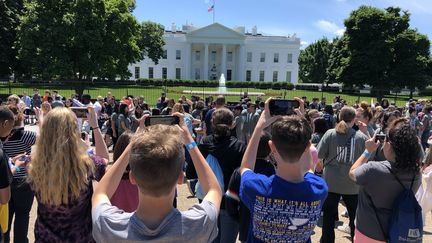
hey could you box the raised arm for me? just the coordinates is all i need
[240,98,280,175]
[174,112,222,210]
[87,107,109,160]
[349,135,379,181]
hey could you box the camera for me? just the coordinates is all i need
[269,99,300,116]
[144,115,180,126]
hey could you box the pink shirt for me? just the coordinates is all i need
[110,179,139,213]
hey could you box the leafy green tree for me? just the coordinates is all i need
[138,21,165,64]
[389,29,431,97]
[0,0,23,77]
[16,0,165,86]
[298,38,332,83]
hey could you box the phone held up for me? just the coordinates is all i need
[375,134,386,143]
[70,107,88,119]
[20,155,31,164]
[269,99,300,116]
[144,115,180,126]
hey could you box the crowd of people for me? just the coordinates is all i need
[0,88,431,243]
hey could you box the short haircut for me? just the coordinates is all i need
[129,125,184,197]
[215,95,226,107]
[271,116,312,163]
[211,108,234,137]
[257,132,272,159]
[0,106,15,122]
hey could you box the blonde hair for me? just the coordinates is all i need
[7,95,20,105]
[41,101,51,114]
[27,108,94,205]
[336,107,356,134]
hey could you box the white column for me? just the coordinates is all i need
[221,44,227,76]
[238,44,245,81]
[204,43,209,80]
[185,43,192,80]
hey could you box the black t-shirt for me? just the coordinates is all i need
[0,149,12,189]
[225,159,276,241]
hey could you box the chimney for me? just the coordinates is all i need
[171,23,176,33]
[252,26,257,36]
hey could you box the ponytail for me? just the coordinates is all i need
[336,120,349,134]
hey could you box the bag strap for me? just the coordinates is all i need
[385,165,416,190]
[366,191,388,240]
[323,132,355,167]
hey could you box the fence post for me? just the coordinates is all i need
[394,90,398,105]
[8,80,12,94]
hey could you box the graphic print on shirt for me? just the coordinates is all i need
[252,196,322,242]
[336,137,355,164]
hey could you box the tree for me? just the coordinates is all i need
[138,21,165,64]
[298,38,332,83]
[389,29,431,97]
[15,0,165,88]
[0,0,23,77]
[332,6,431,99]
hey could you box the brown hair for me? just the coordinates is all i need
[215,95,226,107]
[211,108,234,138]
[357,107,373,121]
[7,105,24,127]
[336,107,356,134]
[129,125,184,197]
[271,116,312,163]
[113,132,134,179]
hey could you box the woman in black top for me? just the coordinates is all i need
[198,108,245,243]
[1,105,36,243]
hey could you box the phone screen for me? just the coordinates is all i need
[71,107,88,118]
[375,134,386,143]
[269,99,300,116]
[145,116,180,126]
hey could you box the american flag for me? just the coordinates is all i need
[208,5,214,12]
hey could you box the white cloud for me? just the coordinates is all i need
[301,41,309,46]
[315,20,345,37]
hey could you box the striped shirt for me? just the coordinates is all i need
[2,128,37,178]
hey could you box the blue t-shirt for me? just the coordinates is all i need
[240,170,328,243]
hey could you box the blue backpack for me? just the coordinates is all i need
[195,154,224,200]
[369,166,423,243]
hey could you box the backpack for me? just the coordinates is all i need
[369,165,423,243]
[195,154,224,200]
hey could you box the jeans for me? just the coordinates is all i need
[212,209,239,243]
[4,178,34,243]
[321,192,358,243]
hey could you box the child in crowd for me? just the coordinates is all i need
[92,114,222,242]
[239,98,328,242]
[225,132,275,242]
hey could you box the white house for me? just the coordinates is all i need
[128,22,300,84]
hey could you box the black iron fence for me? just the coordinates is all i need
[0,79,429,107]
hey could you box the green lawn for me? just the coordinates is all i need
[1,82,428,107]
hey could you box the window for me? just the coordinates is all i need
[148,67,154,79]
[195,68,200,80]
[162,50,167,59]
[195,51,200,61]
[246,70,251,81]
[227,52,233,62]
[259,71,265,81]
[247,52,252,62]
[274,53,279,63]
[176,50,181,60]
[260,53,265,62]
[227,69,232,81]
[287,53,293,63]
[176,68,181,79]
[211,51,217,62]
[134,67,140,79]
[162,67,167,79]
[286,71,292,82]
[273,71,278,82]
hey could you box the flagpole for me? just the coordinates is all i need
[213,0,215,23]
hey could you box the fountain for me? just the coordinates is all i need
[218,73,227,93]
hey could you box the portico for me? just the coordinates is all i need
[128,22,300,83]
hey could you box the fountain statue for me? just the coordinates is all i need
[218,73,227,93]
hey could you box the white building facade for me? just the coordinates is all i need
[128,23,300,84]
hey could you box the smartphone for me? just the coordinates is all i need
[71,107,88,118]
[375,134,386,143]
[145,115,180,126]
[81,131,88,140]
[269,99,300,116]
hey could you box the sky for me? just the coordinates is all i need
[133,0,432,48]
